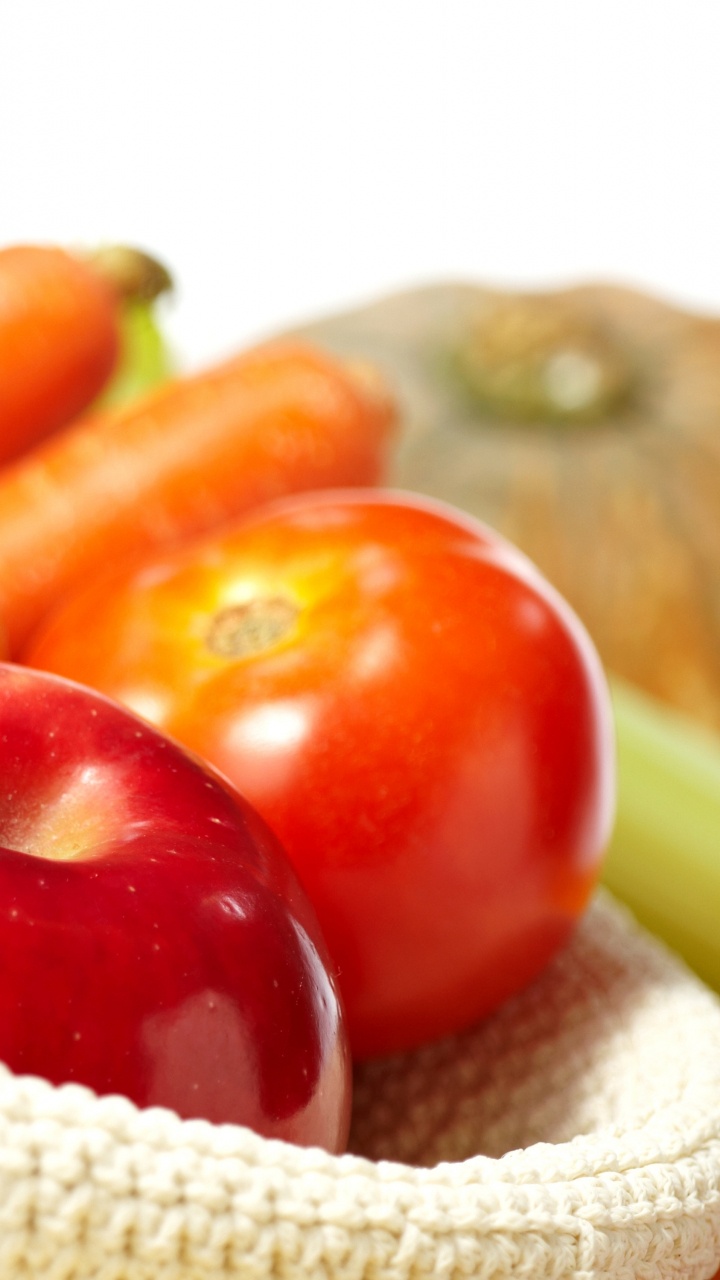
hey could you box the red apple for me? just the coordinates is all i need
[0,662,350,1151]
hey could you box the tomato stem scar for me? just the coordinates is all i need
[206,597,299,658]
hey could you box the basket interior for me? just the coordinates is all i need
[348,891,720,1167]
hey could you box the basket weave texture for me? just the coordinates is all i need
[1,892,719,1280]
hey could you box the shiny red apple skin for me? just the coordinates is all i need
[0,663,350,1152]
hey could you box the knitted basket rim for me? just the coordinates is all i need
[1,891,719,1279]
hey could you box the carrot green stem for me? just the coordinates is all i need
[96,300,175,410]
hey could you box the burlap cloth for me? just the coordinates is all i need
[0,891,718,1279]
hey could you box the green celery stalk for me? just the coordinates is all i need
[603,677,720,991]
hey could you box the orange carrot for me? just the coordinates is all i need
[0,341,396,654]
[0,245,120,461]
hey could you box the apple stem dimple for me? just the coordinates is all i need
[205,598,299,659]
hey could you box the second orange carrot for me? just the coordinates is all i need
[0,340,396,654]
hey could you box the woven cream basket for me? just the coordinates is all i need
[2,891,719,1280]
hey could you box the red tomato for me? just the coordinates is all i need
[24,489,615,1058]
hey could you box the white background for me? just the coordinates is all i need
[1,1,719,368]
